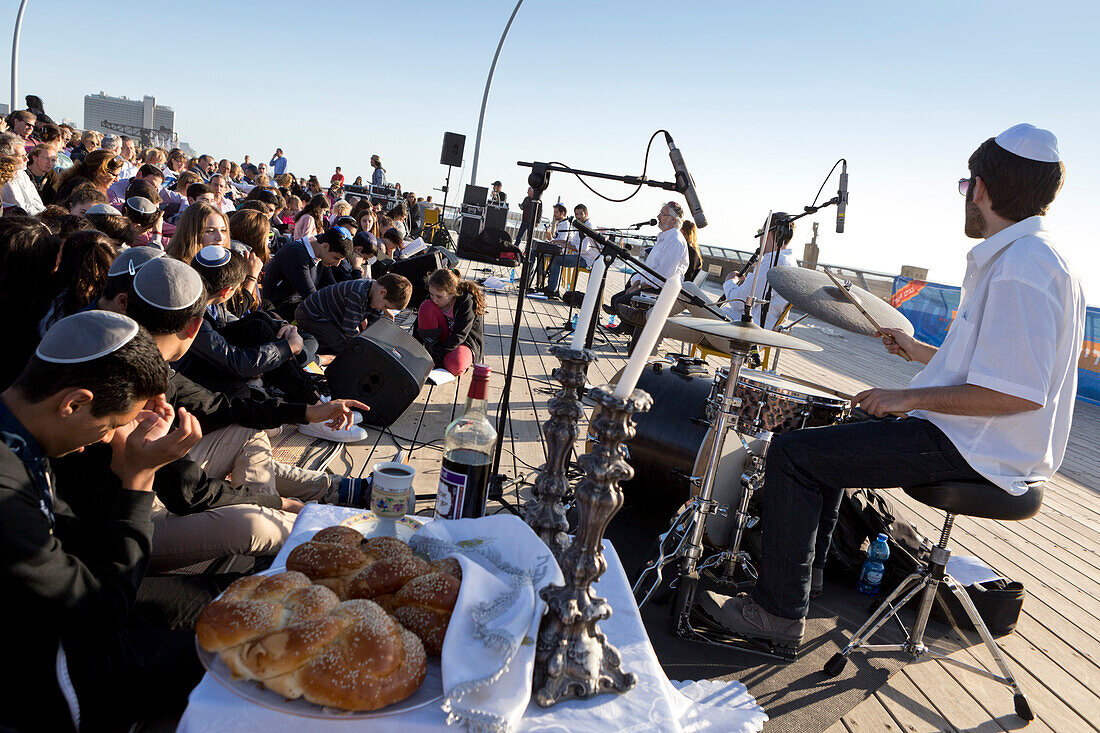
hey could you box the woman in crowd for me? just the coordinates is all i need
[48,149,125,205]
[681,219,702,283]
[352,175,363,187]
[227,208,271,316]
[38,229,117,335]
[415,268,486,376]
[0,216,61,389]
[167,201,230,263]
[329,198,352,226]
[293,193,328,239]
[386,202,408,239]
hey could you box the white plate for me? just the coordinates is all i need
[198,638,443,719]
[338,511,427,542]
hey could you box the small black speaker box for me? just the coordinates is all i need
[388,249,446,308]
[440,132,466,167]
[326,319,433,427]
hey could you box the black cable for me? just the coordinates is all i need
[810,158,847,208]
[547,129,670,204]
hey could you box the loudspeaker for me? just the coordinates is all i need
[326,319,433,427]
[388,249,446,308]
[440,132,465,168]
[483,204,509,234]
[463,184,488,208]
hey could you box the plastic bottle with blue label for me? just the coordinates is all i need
[608,314,620,328]
[857,533,891,595]
[509,268,516,283]
[571,314,579,331]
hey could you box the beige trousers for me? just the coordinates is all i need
[149,424,340,571]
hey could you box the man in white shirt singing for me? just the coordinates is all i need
[698,124,1085,649]
[606,201,689,332]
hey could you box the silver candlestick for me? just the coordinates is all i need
[533,384,652,707]
[525,345,595,561]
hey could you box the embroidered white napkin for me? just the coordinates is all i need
[411,515,563,733]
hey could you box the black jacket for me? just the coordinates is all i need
[419,291,484,364]
[165,368,308,433]
[181,306,293,381]
[262,238,337,306]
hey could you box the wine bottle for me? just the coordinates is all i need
[434,364,497,519]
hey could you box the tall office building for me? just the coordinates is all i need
[83,92,174,133]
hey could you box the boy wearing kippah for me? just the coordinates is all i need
[0,312,203,731]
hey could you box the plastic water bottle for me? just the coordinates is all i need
[571,314,579,331]
[509,268,516,283]
[608,314,620,328]
[857,533,891,595]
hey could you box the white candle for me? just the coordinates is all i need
[570,255,606,350]
[613,273,682,398]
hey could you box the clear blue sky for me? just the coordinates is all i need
[12,0,1100,298]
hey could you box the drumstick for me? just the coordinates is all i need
[824,270,911,362]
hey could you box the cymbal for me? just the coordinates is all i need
[766,267,914,337]
[667,316,822,352]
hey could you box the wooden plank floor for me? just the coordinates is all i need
[335,257,1099,733]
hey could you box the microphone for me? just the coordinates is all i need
[630,218,657,229]
[665,132,707,228]
[836,161,848,233]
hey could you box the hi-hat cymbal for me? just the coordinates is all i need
[767,267,914,337]
[667,316,822,352]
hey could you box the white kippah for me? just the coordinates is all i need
[36,311,140,364]
[195,245,231,267]
[132,257,205,310]
[107,246,165,277]
[994,123,1060,163]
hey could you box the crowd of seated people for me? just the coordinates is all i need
[0,95,486,731]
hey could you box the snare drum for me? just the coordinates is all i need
[712,369,850,435]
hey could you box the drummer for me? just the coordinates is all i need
[721,213,797,329]
[697,124,1085,648]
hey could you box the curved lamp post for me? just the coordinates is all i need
[469,0,525,186]
[11,0,29,112]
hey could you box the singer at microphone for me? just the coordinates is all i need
[605,201,692,338]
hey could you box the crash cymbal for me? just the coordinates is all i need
[667,316,822,352]
[766,267,914,337]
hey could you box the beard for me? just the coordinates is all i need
[964,199,986,239]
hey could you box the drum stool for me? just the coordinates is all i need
[823,478,1042,721]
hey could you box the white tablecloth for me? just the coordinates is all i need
[178,505,766,732]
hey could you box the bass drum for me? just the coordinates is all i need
[591,361,766,546]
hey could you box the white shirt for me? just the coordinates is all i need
[631,226,688,288]
[909,216,1085,495]
[551,219,570,241]
[2,169,45,215]
[720,247,797,328]
[117,160,138,181]
[569,218,601,266]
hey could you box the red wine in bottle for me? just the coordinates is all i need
[434,364,496,519]
[437,449,492,520]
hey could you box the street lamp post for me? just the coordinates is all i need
[11,0,29,113]
[469,0,525,187]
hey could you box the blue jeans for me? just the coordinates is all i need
[752,417,983,620]
[547,253,583,292]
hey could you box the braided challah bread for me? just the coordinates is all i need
[196,571,427,711]
[285,526,462,655]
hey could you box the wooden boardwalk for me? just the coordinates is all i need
[337,258,1100,733]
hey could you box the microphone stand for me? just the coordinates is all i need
[489,160,723,504]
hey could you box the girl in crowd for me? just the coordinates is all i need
[281,194,303,229]
[167,201,230,263]
[416,268,486,376]
[293,193,328,239]
[48,149,125,205]
[681,219,702,282]
[353,175,363,186]
[226,208,270,316]
[38,230,117,335]
[386,202,407,239]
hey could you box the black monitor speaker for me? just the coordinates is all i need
[326,319,433,427]
[441,132,465,167]
[463,184,488,208]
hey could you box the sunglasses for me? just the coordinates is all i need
[958,177,973,197]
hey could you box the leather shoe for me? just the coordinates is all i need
[696,592,804,646]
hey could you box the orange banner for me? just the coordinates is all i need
[891,279,927,308]
[1078,341,1100,373]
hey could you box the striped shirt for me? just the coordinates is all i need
[300,278,381,338]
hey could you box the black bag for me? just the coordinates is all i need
[825,488,928,594]
[457,228,523,266]
[931,578,1025,636]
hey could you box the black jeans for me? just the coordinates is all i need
[752,417,984,620]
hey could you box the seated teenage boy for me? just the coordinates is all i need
[262,225,353,322]
[294,272,413,354]
[116,258,374,567]
[0,311,203,731]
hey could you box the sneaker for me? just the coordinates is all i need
[810,568,824,599]
[298,421,368,443]
[317,395,364,425]
[696,591,805,646]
